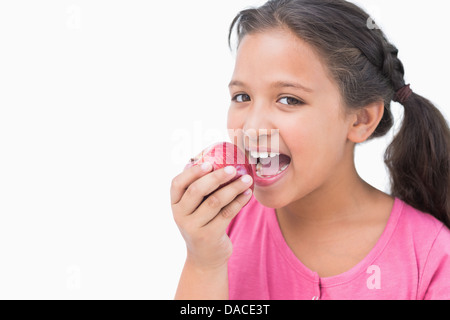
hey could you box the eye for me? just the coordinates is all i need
[278,96,304,106]
[232,94,251,103]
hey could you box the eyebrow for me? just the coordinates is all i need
[228,80,314,93]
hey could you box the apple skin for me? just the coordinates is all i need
[185,142,254,192]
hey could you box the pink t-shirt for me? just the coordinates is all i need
[227,196,450,300]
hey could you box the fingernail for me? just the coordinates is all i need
[201,162,212,172]
[244,189,252,196]
[224,166,236,175]
[241,175,252,184]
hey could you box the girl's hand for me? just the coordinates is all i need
[170,162,253,270]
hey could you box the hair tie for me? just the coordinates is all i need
[393,84,413,104]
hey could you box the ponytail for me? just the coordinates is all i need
[384,92,450,228]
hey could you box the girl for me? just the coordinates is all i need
[170,0,450,300]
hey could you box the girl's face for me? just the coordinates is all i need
[227,28,356,209]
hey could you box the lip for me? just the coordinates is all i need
[251,162,290,187]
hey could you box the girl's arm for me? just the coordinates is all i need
[175,259,228,300]
[170,163,253,300]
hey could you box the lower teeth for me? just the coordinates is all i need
[256,162,289,178]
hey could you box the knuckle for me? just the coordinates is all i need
[221,203,237,219]
[204,194,221,209]
[171,177,182,190]
[185,183,199,197]
[236,193,249,205]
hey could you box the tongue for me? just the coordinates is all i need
[260,154,291,176]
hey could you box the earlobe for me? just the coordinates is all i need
[347,101,385,143]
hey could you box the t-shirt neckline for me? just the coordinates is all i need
[267,197,404,287]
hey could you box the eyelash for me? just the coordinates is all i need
[231,94,251,103]
[231,94,305,106]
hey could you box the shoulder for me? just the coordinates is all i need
[421,225,450,299]
[394,198,450,257]
[395,199,450,299]
[395,198,447,241]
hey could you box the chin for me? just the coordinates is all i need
[253,190,291,209]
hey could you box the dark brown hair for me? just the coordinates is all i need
[228,0,450,228]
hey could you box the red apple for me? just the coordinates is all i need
[185,142,254,192]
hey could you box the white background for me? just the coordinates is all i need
[0,0,448,299]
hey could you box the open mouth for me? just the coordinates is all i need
[248,151,292,179]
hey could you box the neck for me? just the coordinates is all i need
[276,155,381,229]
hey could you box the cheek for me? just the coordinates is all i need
[227,107,241,130]
[227,108,244,146]
[288,113,348,171]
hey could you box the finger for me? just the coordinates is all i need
[170,162,213,205]
[207,188,253,235]
[194,174,253,227]
[175,166,239,216]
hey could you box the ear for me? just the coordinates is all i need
[347,101,385,143]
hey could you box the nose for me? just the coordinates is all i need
[243,101,273,136]
[243,107,279,151]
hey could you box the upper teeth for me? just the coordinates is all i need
[250,151,280,159]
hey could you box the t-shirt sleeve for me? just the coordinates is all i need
[420,225,450,300]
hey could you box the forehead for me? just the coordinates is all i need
[233,29,330,90]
